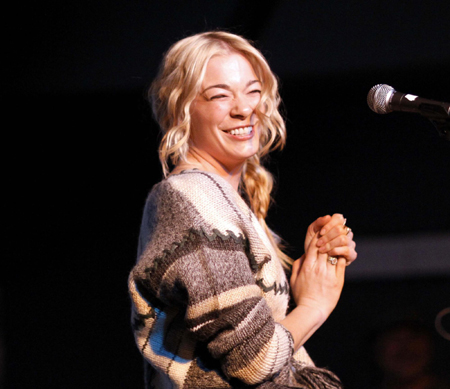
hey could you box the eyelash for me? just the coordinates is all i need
[210,94,227,100]
[210,90,261,100]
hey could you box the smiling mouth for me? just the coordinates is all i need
[223,125,253,136]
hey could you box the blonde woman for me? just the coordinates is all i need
[129,31,357,388]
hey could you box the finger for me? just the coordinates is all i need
[335,257,347,281]
[327,246,357,264]
[318,231,352,254]
[290,262,298,287]
[309,215,331,234]
[317,224,350,249]
[291,255,302,280]
[305,216,333,253]
[319,213,345,236]
[325,253,338,268]
[303,232,321,267]
[318,251,330,268]
[325,235,357,263]
[322,233,356,255]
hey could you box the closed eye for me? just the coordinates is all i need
[210,94,229,100]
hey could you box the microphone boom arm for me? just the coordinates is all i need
[429,117,450,141]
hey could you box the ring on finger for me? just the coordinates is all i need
[345,226,352,235]
[327,256,338,265]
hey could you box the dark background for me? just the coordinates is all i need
[4,1,450,388]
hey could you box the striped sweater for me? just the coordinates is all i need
[129,170,341,388]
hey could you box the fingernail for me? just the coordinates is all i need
[317,239,323,246]
[319,246,327,253]
[320,228,326,235]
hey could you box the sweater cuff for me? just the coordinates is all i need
[277,322,295,357]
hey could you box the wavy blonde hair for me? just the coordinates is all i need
[149,31,292,267]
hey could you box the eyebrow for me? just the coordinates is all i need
[201,79,261,94]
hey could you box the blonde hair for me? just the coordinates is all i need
[149,31,292,267]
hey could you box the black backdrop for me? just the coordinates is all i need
[4,1,450,388]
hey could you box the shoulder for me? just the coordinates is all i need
[165,169,238,203]
[154,170,251,219]
[142,170,219,221]
[137,170,251,259]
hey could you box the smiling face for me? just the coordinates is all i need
[188,52,262,172]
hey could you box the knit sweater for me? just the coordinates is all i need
[129,170,340,388]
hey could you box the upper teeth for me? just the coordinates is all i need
[229,126,252,136]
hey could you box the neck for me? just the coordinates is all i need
[173,148,244,191]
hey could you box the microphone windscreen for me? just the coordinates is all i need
[367,84,394,114]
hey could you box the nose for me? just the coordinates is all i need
[230,94,253,120]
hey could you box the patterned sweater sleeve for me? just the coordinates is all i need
[129,173,297,387]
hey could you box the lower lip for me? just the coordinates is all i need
[223,127,254,140]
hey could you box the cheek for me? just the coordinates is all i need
[191,107,226,133]
[190,110,207,131]
[189,113,221,150]
[253,125,261,147]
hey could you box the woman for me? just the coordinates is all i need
[129,31,357,388]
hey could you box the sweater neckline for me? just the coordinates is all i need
[169,168,251,211]
[175,168,238,191]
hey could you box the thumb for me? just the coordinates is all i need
[305,216,331,252]
[303,232,321,267]
[310,215,331,234]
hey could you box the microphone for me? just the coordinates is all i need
[367,84,450,120]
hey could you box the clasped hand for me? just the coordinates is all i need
[305,214,357,264]
[290,214,357,319]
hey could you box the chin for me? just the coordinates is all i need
[231,153,258,168]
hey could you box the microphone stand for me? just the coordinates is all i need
[429,118,450,141]
[419,101,450,141]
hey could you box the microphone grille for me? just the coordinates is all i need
[367,84,395,114]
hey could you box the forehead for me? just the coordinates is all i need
[202,53,259,85]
